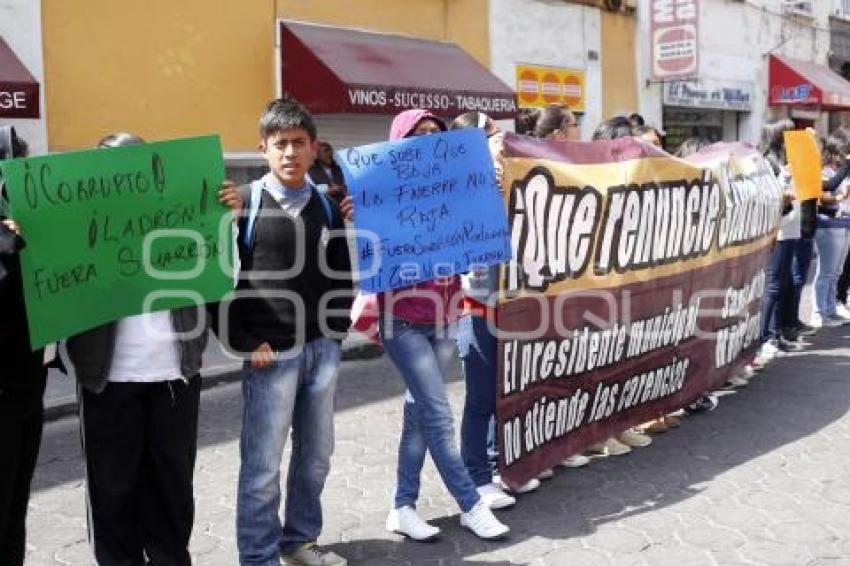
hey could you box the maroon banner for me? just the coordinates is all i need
[650,0,699,81]
[496,135,782,487]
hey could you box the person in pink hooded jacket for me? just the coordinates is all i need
[356,109,511,542]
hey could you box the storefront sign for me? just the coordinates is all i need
[650,0,700,80]
[345,86,517,116]
[664,79,752,111]
[771,84,815,105]
[0,37,40,118]
[0,87,38,118]
[515,64,586,112]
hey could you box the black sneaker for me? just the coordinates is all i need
[776,336,803,352]
[685,394,719,413]
[795,323,818,337]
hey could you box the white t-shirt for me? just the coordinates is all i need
[108,311,182,383]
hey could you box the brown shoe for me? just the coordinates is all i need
[641,419,669,434]
[663,415,682,428]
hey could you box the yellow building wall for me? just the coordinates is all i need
[43,0,490,152]
[601,11,638,119]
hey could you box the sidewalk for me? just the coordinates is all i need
[26,325,850,565]
[43,333,382,421]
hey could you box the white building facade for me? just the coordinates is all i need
[637,0,834,148]
[489,0,604,140]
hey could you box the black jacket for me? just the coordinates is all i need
[65,306,210,394]
[0,221,46,394]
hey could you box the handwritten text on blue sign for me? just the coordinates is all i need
[338,128,511,292]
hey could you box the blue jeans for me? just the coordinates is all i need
[786,238,814,329]
[457,314,498,487]
[379,317,481,513]
[236,337,341,565]
[761,240,795,340]
[815,227,849,317]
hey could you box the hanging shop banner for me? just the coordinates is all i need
[651,0,700,80]
[496,134,782,488]
[515,64,586,112]
[0,135,233,349]
[338,128,511,293]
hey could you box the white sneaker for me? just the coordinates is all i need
[500,477,540,494]
[824,314,848,327]
[476,483,516,510]
[836,304,850,319]
[618,429,652,448]
[757,341,779,363]
[588,437,632,456]
[460,500,510,540]
[559,454,590,468]
[724,375,749,388]
[386,506,440,541]
[537,468,555,480]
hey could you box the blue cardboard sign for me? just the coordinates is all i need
[338,128,511,293]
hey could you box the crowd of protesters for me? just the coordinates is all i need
[2,96,850,566]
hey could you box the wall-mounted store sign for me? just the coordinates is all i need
[515,64,585,112]
[663,79,753,111]
[0,37,40,119]
[650,0,699,80]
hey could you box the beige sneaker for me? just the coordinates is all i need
[559,454,590,468]
[587,437,631,456]
[619,428,652,448]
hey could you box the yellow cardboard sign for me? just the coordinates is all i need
[784,129,823,201]
[515,64,586,112]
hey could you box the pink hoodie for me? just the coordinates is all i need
[379,109,462,325]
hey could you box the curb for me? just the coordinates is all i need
[43,342,385,423]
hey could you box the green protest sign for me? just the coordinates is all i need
[0,135,233,349]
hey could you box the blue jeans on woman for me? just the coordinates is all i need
[236,337,341,566]
[761,240,795,341]
[815,225,849,317]
[379,316,481,513]
[784,238,814,330]
[456,314,498,488]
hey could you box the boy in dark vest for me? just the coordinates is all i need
[230,95,353,566]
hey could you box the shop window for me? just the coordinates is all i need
[838,0,850,18]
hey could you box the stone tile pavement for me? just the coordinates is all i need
[24,327,850,565]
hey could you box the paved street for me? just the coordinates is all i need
[25,327,850,566]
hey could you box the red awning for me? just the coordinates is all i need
[769,54,850,110]
[279,21,517,119]
[0,37,39,119]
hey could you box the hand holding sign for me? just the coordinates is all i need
[337,128,511,293]
[784,129,823,201]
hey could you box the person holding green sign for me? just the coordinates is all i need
[0,126,51,566]
[229,96,353,566]
[63,132,242,566]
